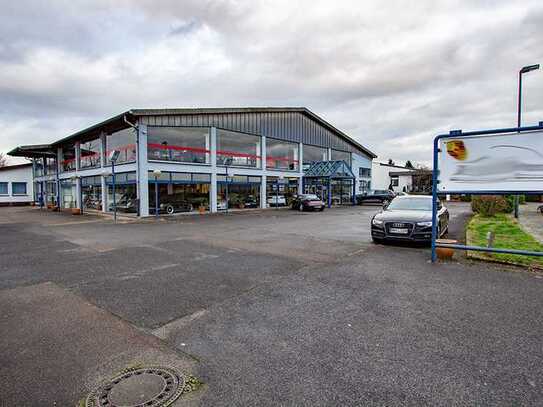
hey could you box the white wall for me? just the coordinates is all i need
[371,162,415,191]
[0,164,34,204]
[351,153,373,194]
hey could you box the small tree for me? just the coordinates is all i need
[405,160,414,169]
[387,158,395,166]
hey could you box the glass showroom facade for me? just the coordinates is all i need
[21,108,374,216]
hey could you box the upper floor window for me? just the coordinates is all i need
[61,144,76,172]
[80,138,101,169]
[106,128,136,165]
[331,149,351,167]
[45,157,57,174]
[147,127,209,164]
[303,144,328,166]
[359,167,371,178]
[34,158,44,177]
[217,129,260,168]
[266,138,299,171]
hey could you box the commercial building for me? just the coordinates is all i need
[0,163,34,206]
[8,108,375,216]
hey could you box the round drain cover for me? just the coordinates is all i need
[86,366,185,407]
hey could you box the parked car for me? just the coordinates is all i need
[217,199,228,210]
[242,195,259,208]
[109,193,138,213]
[291,194,325,212]
[357,190,396,205]
[267,195,287,207]
[150,196,193,215]
[371,195,449,243]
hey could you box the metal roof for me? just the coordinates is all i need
[303,160,355,179]
[51,107,376,158]
[0,162,32,171]
[7,145,56,158]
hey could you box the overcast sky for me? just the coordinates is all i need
[2,0,542,165]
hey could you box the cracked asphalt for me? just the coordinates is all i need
[1,203,542,406]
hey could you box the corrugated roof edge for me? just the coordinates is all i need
[130,107,377,158]
[16,107,377,159]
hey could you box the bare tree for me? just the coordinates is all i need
[0,153,7,168]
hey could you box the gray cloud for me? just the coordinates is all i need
[1,0,542,165]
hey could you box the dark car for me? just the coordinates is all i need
[150,195,193,215]
[357,189,396,205]
[371,195,449,243]
[291,194,325,212]
[109,193,138,213]
[242,195,259,208]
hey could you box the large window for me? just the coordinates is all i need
[359,167,371,178]
[61,144,76,172]
[303,145,328,166]
[46,181,57,205]
[81,176,102,210]
[12,182,27,195]
[217,129,260,168]
[45,157,57,175]
[0,182,7,195]
[148,172,211,214]
[331,149,351,167]
[148,127,209,164]
[266,177,298,207]
[80,138,101,169]
[34,158,44,177]
[60,180,76,208]
[106,172,137,213]
[106,128,137,165]
[266,138,299,171]
[217,175,261,210]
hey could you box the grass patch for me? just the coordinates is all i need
[466,213,543,268]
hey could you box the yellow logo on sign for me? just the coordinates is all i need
[446,140,467,160]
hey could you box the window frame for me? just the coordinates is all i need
[12,182,28,196]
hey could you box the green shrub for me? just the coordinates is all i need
[471,195,509,217]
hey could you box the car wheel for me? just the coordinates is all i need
[166,205,175,215]
[319,206,324,212]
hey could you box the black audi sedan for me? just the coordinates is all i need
[370,195,449,243]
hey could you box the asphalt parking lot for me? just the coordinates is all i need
[1,203,543,406]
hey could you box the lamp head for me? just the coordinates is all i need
[108,150,120,163]
[152,169,162,176]
[520,64,540,74]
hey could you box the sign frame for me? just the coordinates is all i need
[431,122,543,263]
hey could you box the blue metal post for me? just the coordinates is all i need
[327,178,332,208]
[112,161,116,223]
[155,176,159,219]
[430,136,440,263]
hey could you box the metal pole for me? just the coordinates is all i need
[514,71,522,218]
[225,165,229,214]
[275,178,278,209]
[155,176,159,219]
[431,136,440,262]
[112,161,117,223]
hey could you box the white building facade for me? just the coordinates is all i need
[9,108,376,216]
[0,163,34,205]
[371,161,416,192]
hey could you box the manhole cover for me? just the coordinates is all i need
[86,366,185,407]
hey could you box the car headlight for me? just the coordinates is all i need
[372,218,383,226]
[416,221,433,227]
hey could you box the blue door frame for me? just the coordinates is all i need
[431,122,543,262]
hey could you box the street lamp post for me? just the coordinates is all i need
[515,64,540,218]
[153,169,162,219]
[224,158,233,214]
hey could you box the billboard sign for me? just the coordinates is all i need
[438,130,543,192]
